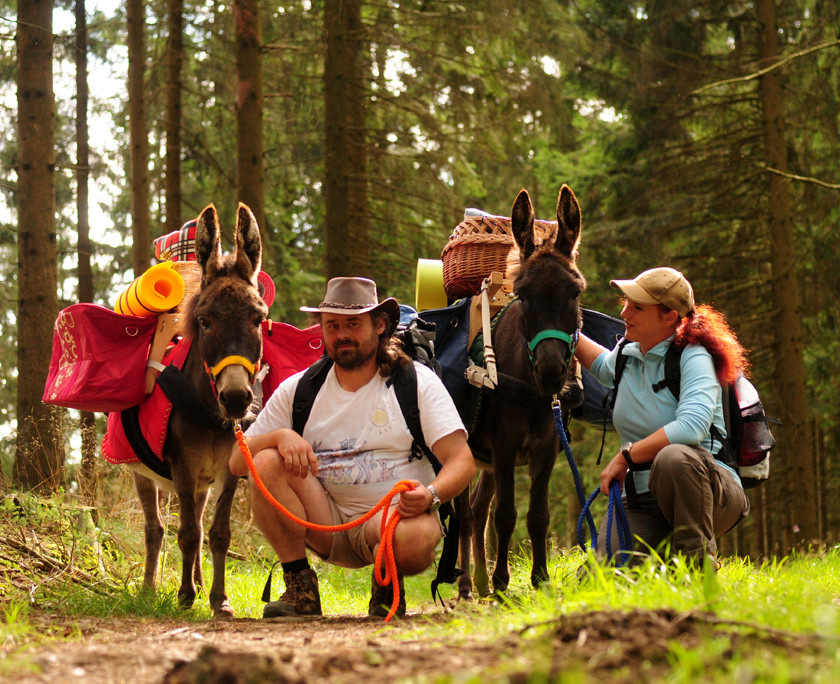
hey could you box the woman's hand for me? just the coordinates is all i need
[600,452,629,496]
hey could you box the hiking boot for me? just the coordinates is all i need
[263,568,322,618]
[368,568,406,618]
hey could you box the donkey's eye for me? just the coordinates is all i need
[198,316,212,332]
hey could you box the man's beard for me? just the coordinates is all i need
[330,338,378,370]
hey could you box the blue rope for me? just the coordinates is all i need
[554,404,598,545]
[554,403,632,566]
[577,481,632,566]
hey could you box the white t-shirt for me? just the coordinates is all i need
[247,362,467,517]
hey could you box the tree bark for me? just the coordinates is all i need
[164,0,184,234]
[234,0,267,241]
[756,0,817,547]
[75,0,98,516]
[128,0,150,276]
[14,0,65,490]
[323,0,369,278]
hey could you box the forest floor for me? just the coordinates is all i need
[12,604,742,683]
[0,488,828,682]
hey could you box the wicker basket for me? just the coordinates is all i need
[440,216,513,299]
[441,214,557,299]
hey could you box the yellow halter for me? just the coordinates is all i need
[209,355,257,378]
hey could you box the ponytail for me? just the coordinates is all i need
[674,304,748,385]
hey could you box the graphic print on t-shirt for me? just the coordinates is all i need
[313,437,398,486]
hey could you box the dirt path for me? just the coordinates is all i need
[21,612,500,683]
[12,607,762,683]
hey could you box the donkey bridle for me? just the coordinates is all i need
[526,328,579,365]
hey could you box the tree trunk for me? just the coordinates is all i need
[14,0,65,491]
[756,0,817,548]
[164,0,184,234]
[128,0,150,276]
[75,0,98,515]
[234,0,267,240]
[323,0,369,278]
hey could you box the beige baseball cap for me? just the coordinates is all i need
[610,267,695,317]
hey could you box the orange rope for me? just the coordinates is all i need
[234,424,410,622]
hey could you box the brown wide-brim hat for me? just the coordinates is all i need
[301,277,400,331]
[610,267,695,317]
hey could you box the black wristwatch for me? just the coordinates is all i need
[427,484,441,512]
[621,442,634,468]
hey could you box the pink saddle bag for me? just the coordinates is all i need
[43,303,158,413]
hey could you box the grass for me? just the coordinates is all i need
[3,489,840,681]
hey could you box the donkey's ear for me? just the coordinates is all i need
[553,184,581,259]
[234,203,262,284]
[510,189,536,261]
[195,204,222,278]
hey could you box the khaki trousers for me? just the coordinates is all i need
[597,444,750,563]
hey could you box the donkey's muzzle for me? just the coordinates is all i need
[213,361,256,419]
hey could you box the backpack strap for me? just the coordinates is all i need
[386,361,443,473]
[652,343,683,401]
[291,356,332,436]
[609,338,630,410]
[596,339,629,464]
[386,362,462,602]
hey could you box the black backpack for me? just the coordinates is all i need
[611,340,778,488]
[291,317,461,602]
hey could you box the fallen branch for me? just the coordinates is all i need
[0,534,120,593]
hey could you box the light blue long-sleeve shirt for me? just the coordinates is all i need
[590,336,740,493]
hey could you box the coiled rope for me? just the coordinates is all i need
[553,401,631,565]
[234,423,410,622]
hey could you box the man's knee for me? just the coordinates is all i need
[394,514,441,574]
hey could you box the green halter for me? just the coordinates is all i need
[527,329,579,364]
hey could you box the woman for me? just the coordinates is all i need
[575,267,750,567]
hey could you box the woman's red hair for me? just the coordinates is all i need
[674,304,748,385]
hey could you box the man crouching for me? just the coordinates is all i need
[229,276,475,617]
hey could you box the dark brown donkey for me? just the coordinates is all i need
[130,203,268,617]
[458,185,585,598]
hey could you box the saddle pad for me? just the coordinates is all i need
[260,320,325,401]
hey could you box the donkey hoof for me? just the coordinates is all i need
[213,600,235,620]
[178,591,197,609]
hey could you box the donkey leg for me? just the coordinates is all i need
[471,471,495,597]
[527,448,558,587]
[191,487,211,591]
[455,489,474,601]
[133,472,164,590]
[207,471,238,618]
[491,458,517,594]
[171,471,202,609]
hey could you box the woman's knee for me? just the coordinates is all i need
[651,444,702,481]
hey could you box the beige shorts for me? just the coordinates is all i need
[309,495,441,569]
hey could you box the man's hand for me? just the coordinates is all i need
[229,428,317,479]
[274,430,318,478]
[397,480,433,518]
